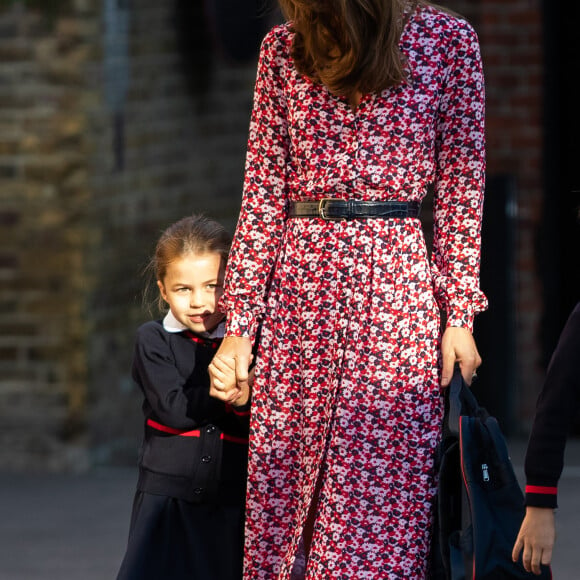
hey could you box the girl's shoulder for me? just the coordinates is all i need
[135,320,209,351]
[134,319,178,349]
[561,302,580,343]
[136,319,165,338]
[570,301,580,321]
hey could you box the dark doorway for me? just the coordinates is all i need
[539,2,580,354]
[472,175,518,434]
[539,2,580,429]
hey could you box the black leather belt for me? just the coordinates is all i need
[287,199,421,221]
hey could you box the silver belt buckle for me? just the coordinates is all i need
[318,198,345,221]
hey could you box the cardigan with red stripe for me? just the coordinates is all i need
[524,302,580,508]
[131,320,250,504]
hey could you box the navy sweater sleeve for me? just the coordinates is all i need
[132,321,219,430]
[524,302,580,508]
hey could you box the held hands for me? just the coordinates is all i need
[440,326,482,387]
[208,336,253,406]
[512,507,555,575]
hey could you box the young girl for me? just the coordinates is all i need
[116,215,251,580]
[512,300,580,575]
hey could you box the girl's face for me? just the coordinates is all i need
[157,252,226,334]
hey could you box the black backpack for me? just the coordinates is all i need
[430,369,552,579]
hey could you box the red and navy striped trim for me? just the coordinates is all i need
[146,418,248,444]
[525,485,557,495]
[226,403,251,417]
[147,418,200,436]
[183,330,221,349]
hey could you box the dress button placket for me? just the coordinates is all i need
[345,113,359,187]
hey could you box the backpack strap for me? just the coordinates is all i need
[446,367,489,436]
[447,369,463,436]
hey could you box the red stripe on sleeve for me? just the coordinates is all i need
[525,485,558,495]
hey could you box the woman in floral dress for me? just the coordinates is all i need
[209,0,487,577]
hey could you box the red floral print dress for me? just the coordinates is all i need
[222,6,487,579]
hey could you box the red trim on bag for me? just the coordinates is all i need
[146,418,200,437]
[458,421,477,579]
[526,485,558,495]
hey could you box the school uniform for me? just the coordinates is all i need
[116,312,250,580]
[524,302,580,508]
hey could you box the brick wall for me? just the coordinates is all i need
[0,0,548,470]
[448,0,545,428]
[84,1,266,464]
[0,1,96,469]
[0,0,265,469]
[411,1,545,430]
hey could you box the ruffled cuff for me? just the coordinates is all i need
[432,273,488,332]
[446,292,488,331]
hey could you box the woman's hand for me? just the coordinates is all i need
[209,336,253,402]
[440,326,482,387]
[512,506,555,575]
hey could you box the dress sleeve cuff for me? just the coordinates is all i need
[446,302,476,332]
[444,285,488,332]
[524,484,558,508]
[225,309,258,339]
[431,269,488,332]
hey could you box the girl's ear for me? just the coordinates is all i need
[157,280,168,303]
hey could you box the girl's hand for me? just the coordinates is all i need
[231,367,254,407]
[209,336,253,401]
[440,326,482,387]
[512,506,555,575]
[209,354,253,406]
[208,354,236,399]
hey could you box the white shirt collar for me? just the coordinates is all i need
[162,311,226,339]
[162,310,187,333]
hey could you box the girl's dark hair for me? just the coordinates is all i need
[145,214,232,313]
[278,0,427,101]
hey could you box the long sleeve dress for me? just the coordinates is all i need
[221,5,487,579]
[524,302,580,509]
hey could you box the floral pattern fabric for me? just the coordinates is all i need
[222,6,487,579]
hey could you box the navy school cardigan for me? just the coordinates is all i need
[131,320,251,505]
[524,302,580,508]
